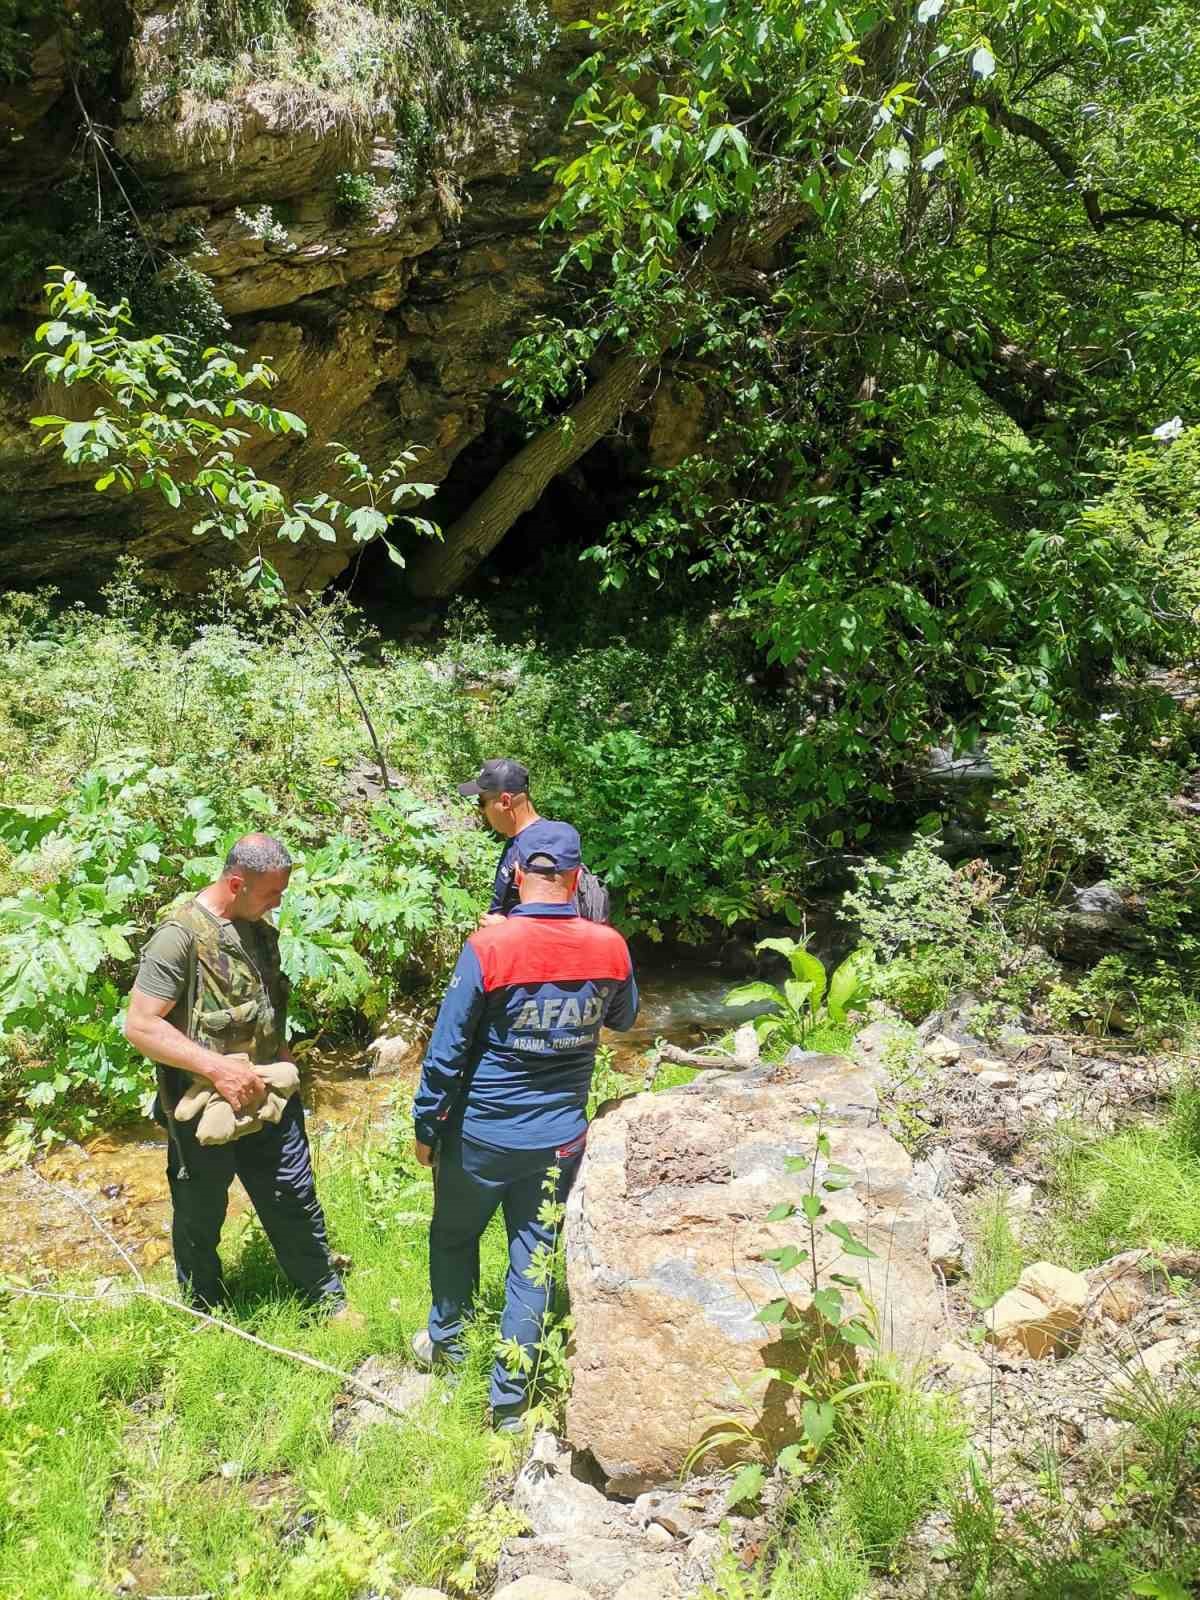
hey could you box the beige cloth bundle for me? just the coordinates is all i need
[172,1059,300,1146]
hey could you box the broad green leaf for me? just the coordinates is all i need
[725,1462,764,1509]
[787,945,828,1007]
[754,1297,791,1325]
[783,977,814,1015]
[827,1219,877,1258]
[723,980,784,1009]
[812,1286,843,1326]
[765,1201,796,1222]
[801,1399,835,1450]
[763,1245,809,1272]
[840,1321,878,1349]
[827,948,871,1022]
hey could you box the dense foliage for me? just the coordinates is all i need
[495,0,1200,823]
[0,569,816,1144]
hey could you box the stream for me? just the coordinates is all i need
[3,963,760,1281]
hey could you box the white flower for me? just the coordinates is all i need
[1152,416,1185,442]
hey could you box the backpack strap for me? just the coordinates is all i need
[153,908,207,1184]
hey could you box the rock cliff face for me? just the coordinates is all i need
[0,0,591,592]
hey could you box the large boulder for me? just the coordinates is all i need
[565,1053,948,1492]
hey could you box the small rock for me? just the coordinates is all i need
[493,1581,596,1600]
[922,1033,962,1067]
[613,1575,683,1600]
[935,1340,991,1406]
[511,1438,622,1539]
[687,1531,724,1568]
[336,1358,434,1439]
[632,1490,701,1538]
[366,1033,422,1077]
[986,1262,1088,1359]
[1070,882,1126,916]
[1084,1248,1185,1324]
[977,1068,1017,1090]
[644,1523,674,1549]
[928,1198,966,1279]
[1103,1338,1188,1412]
[912,1147,954,1200]
[219,1460,243,1480]
[995,1027,1034,1059]
[852,1018,911,1070]
[966,1056,1009,1076]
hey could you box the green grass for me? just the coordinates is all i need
[967,1186,1026,1308]
[701,1377,967,1600]
[0,1133,510,1599]
[1043,1075,1200,1266]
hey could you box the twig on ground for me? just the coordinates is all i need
[657,1042,757,1071]
[20,1169,431,1428]
[4,1282,434,1427]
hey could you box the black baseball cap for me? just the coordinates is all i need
[457,757,530,798]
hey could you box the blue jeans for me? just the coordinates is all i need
[427,1129,583,1408]
[163,1095,344,1309]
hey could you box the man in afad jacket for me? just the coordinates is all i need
[410,820,638,1431]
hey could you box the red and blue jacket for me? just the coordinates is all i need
[413,903,639,1151]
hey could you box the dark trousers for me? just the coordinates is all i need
[163,1096,343,1309]
[427,1130,582,1409]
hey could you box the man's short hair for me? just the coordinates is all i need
[223,834,292,876]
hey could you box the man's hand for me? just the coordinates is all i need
[478,912,506,928]
[414,1140,436,1168]
[210,1053,268,1114]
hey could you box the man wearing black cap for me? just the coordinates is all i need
[409,820,638,1432]
[457,757,542,927]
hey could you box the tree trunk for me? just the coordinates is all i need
[405,349,653,598]
[405,204,817,599]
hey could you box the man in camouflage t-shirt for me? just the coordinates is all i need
[125,833,349,1316]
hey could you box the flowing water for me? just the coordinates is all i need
[2,963,757,1281]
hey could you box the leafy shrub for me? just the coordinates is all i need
[333,171,380,220]
[843,837,1025,1019]
[235,204,292,248]
[989,718,1200,961]
[725,938,872,1052]
[0,742,491,1144]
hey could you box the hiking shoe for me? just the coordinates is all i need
[491,1401,528,1436]
[410,1328,462,1371]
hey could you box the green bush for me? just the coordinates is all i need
[333,171,380,220]
[0,752,491,1145]
[842,836,1023,1020]
[0,569,813,1134]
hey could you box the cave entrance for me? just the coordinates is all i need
[329,406,644,628]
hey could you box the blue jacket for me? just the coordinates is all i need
[413,903,639,1151]
[487,835,520,916]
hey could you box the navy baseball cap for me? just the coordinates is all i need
[457,757,530,798]
[515,820,582,873]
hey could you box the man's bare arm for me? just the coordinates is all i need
[124,988,268,1113]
